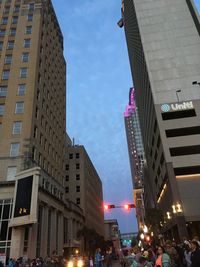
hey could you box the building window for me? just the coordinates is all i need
[69,153,73,159]
[10,28,16,36]
[76,163,80,170]
[7,40,14,49]
[0,104,5,116]
[29,3,35,11]
[0,42,3,50]
[76,186,80,193]
[15,102,24,114]
[27,14,33,22]
[2,17,8,25]
[10,143,20,157]
[0,86,7,97]
[65,187,69,193]
[5,54,12,64]
[3,7,10,14]
[20,67,28,78]
[6,166,17,181]
[0,29,6,37]
[25,26,32,34]
[162,109,196,120]
[76,153,80,159]
[76,174,80,181]
[12,16,18,24]
[24,39,31,48]
[170,145,200,157]
[21,52,29,62]
[14,5,20,13]
[66,164,69,171]
[17,84,26,96]
[13,121,22,134]
[2,70,10,80]
[65,175,69,182]
[76,198,80,205]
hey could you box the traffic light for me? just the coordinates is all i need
[104,204,115,210]
[124,204,135,210]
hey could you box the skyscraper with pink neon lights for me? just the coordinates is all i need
[124,87,145,230]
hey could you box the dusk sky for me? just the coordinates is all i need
[52,0,200,233]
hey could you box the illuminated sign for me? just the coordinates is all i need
[161,101,193,112]
[14,176,33,217]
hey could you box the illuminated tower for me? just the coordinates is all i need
[124,87,145,230]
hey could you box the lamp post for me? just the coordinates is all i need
[176,89,181,102]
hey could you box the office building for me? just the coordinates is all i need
[122,0,200,238]
[0,0,84,259]
[124,87,146,230]
[66,145,104,237]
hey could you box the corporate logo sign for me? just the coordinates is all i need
[161,101,194,112]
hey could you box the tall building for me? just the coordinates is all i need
[124,87,146,230]
[66,145,105,237]
[122,0,200,239]
[0,0,84,259]
[104,219,121,252]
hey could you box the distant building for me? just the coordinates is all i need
[122,0,200,238]
[66,145,104,236]
[104,219,121,252]
[124,88,146,230]
[120,232,138,247]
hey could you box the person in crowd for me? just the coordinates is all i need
[95,248,102,267]
[132,246,142,263]
[104,249,112,267]
[0,261,4,267]
[137,251,153,267]
[192,237,200,247]
[172,241,184,267]
[155,246,171,267]
[190,240,200,267]
[8,258,15,267]
[183,244,191,267]
[165,240,179,267]
[147,248,156,266]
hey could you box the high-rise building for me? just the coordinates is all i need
[122,0,200,238]
[66,145,105,237]
[124,87,146,230]
[0,0,84,259]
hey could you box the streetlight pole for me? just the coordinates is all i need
[176,89,181,102]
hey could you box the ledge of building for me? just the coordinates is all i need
[0,181,15,186]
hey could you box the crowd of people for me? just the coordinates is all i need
[122,236,200,267]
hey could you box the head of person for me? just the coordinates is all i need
[183,244,191,252]
[191,241,199,251]
[193,236,199,241]
[157,246,165,255]
[165,240,172,250]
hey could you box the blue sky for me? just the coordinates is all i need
[52,0,200,233]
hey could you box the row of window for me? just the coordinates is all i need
[0,121,22,134]
[69,153,80,159]
[65,174,80,182]
[1,52,29,65]
[0,25,32,36]
[0,38,31,50]
[66,163,80,170]
[0,84,26,97]
[65,186,80,193]
[1,14,33,25]
[2,67,28,80]
[0,2,35,13]
[0,101,24,116]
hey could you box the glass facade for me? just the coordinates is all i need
[0,199,13,257]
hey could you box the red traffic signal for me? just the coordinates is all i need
[104,204,115,210]
[124,204,135,210]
